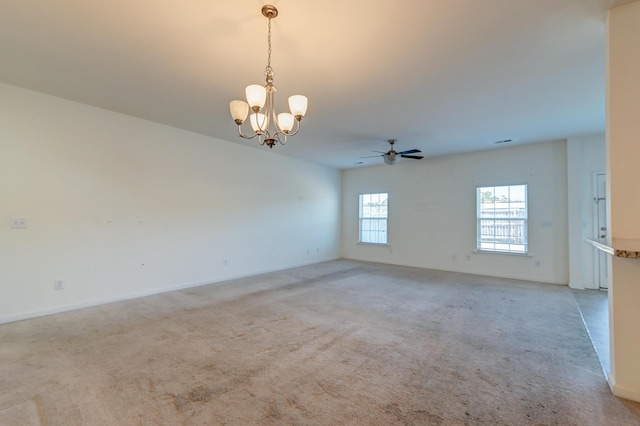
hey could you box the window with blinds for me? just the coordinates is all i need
[477,185,528,254]
[359,193,388,244]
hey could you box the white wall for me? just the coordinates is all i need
[0,83,341,323]
[606,0,640,402]
[567,134,606,289]
[342,141,569,284]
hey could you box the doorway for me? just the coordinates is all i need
[593,172,608,290]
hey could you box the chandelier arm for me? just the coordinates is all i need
[273,132,287,146]
[259,88,273,135]
[236,124,261,140]
[270,98,282,134]
[262,127,293,145]
[249,93,267,137]
[271,94,279,136]
[267,129,287,142]
[283,119,302,137]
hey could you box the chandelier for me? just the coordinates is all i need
[229,5,308,149]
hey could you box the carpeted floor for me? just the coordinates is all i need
[1,260,639,425]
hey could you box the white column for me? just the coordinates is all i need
[606,0,640,402]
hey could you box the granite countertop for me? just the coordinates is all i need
[585,238,640,259]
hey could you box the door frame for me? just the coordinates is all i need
[592,171,608,289]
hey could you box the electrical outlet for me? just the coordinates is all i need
[54,280,64,291]
[11,218,27,229]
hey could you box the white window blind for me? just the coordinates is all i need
[477,185,528,254]
[359,193,388,244]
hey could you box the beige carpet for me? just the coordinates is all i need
[1,260,639,425]
[0,399,41,426]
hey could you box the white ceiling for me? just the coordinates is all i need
[0,0,630,169]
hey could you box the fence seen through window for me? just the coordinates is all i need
[477,185,527,254]
[359,193,388,244]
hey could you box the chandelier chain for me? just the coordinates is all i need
[266,17,273,75]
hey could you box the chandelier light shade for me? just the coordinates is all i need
[229,5,308,149]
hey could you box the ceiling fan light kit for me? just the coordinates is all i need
[374,140,424,165]
[229,5,308,149]
[383,152,397,166]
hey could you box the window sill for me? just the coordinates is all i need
[472,250,532,257]
[358,242,390,247]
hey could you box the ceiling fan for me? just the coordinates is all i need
[363,139,424,165]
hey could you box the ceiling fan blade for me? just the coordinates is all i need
[401,155,424,159]
[371,150,387,154]
[398,149,421,155]
[359,154,383,159]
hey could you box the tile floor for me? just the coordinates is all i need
[573,289,609,378]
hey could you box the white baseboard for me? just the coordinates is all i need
[609,372,640,403]
[0,257,340,325]
[342,257,568,285]
[613,384,640,403]
[608,372,616,393]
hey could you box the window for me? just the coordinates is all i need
[477,184,527,254]
[359,193,388,244]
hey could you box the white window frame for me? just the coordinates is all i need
[359,193,388,245]
[476,184,528,254]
